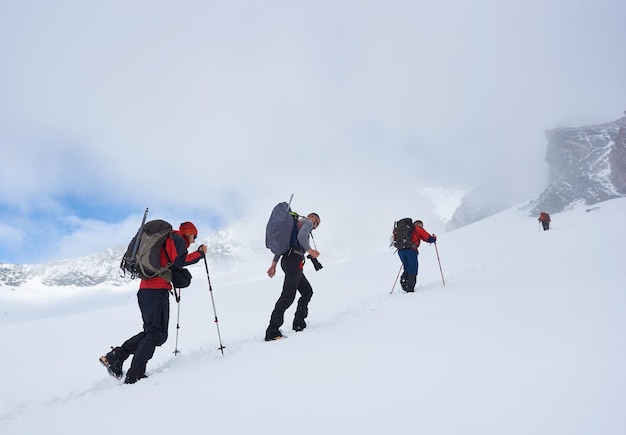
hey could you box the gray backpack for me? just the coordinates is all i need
[265,202,300,255]
[120,219,174,282]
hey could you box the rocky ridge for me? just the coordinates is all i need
[447,114,626,230]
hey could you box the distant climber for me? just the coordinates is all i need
[538,212,551,231]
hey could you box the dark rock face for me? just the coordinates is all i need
[609,123,626,193]
[527,116,626,215]
[447,115,626,231]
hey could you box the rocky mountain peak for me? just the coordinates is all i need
[448,114,626,231]
[527,115,626,215]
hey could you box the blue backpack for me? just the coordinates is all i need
[265,202,301,255]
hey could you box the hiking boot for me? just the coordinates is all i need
[400,271,408,291]
[124,374,148,385]
[405,274,417,292]
[293,320,306,332]
[265,331,284,341]
[99,354,123,379]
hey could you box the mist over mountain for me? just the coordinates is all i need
[3,114,626,289]
[447,113,626,230]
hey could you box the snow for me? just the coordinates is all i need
[1,198,625,434]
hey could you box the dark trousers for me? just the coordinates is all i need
[266,252,313,339]
[116,289,170,380]
[542,221,550,230]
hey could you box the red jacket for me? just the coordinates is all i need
[411,226,436,249]
[539,212,551,222]
[140,230,204,290]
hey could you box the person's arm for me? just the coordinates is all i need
[416,226,436,243]
[183,245,207,266]
[267,253,281,278]
[298,220,320,258]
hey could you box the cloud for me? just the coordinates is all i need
[1,0,625,263]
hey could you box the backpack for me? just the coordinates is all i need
[392,218,416,250]
[265,201,300,255]
[120,219,175,282]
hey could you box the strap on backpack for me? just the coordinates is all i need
[163,243,181,302]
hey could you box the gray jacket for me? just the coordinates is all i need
[272,218,313,262]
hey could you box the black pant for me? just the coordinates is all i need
[265,252,313,339]
[542,221,550,230]
[119,289,170,380]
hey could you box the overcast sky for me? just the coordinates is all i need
[1,0,625,264]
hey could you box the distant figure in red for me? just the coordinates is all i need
[538,212,551,231]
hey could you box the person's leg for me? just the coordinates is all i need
[404,250,418,292]
[266,253,302,340]
[397,250,410,290]
[120,331,144,355]
[125,290,170,383]
[100,345,130,379]
[405,274,417,292]
[293,274,313,331]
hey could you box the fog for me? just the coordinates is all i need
[1,0,625,263]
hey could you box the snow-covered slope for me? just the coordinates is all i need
[1,198,625,434]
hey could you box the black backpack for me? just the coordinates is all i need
[392,218,416,250]
[120,216,174,282]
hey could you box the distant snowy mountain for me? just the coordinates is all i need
[448,114,626,230]
[0,248,124,288]
[0,225,267,290]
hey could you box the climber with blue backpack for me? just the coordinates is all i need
[264,199,321,341]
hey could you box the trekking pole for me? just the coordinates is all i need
[204,256,226,355]
[390,264,403,294]
[173,288,182,355]
[434,242,446,286]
